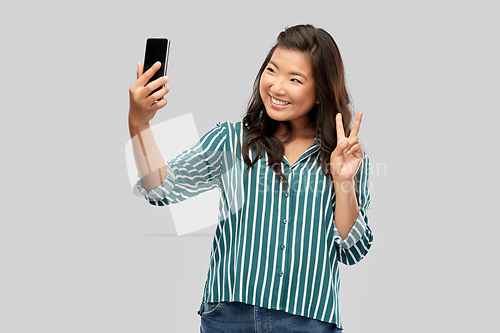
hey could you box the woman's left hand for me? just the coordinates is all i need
[330,111,364,182]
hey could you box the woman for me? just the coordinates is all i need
[128,24,372,332]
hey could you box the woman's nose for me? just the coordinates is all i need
[270,81,286,96]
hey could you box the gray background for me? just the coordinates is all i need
[1,0,498,332]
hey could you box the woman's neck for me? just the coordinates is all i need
[275,121,315,141]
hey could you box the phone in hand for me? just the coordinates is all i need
[143,38,170,96]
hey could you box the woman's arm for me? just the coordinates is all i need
[333,153,373,265]
[330,111,365,239]
[330,112,373,264]
[128,61,170,192]
[129,123,167,192]
[333,179,359,240]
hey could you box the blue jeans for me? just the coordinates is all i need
[199,301,342,332]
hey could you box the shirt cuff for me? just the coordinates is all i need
[134,161,176,203]
[334,209,368,249]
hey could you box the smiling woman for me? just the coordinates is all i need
[242,24,355,192]
[129,24,372,332]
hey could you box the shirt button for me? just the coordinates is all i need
[279,271,283,277]
[285,192,289,197]
[283,218,288,224]
[280,244,286,250]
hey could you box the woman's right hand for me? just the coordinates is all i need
[128,61,170,129]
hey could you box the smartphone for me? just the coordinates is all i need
[143,38,170,96]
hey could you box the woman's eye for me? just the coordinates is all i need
[266,67,275,73]
[291,78,302,84]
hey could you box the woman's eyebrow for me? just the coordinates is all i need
[269,60,308,81]
[269,60,279,69]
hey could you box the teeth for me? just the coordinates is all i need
[271,96,290,106]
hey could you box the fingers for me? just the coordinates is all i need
[147,85,170,105]
[332,136,361,159]
[345,140,362,157]
[345,111,363,156]
[144,76,169,97]
[336,113,346,140]
[331,138,350,160]
[137,61,162,86]
[129,62,170,128]
[150,96,168,110]
[350,111,363,138]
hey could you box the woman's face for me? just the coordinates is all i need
[259,46,318,131]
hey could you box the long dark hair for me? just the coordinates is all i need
[242,24,353,190]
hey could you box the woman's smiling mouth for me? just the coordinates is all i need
[269,94,291,109]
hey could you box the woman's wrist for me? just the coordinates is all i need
[128,118,150,138]
[332,178,355,194]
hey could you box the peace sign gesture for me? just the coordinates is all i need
[330,111,364,182]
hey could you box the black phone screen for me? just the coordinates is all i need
[143,38,170,95]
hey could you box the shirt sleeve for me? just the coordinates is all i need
[333,152,373,265]
[134,121,228,206]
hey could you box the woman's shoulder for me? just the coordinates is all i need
[210,120,243,154]
[214,120,244,136]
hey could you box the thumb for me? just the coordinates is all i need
[331,139,349,159]
[136,62,144,79]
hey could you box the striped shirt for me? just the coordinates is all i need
[135,121,373,329]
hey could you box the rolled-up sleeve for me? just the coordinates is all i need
[333,153,373,265]
[134,121,228,206]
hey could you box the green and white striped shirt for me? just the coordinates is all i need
[136,121,373,329]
